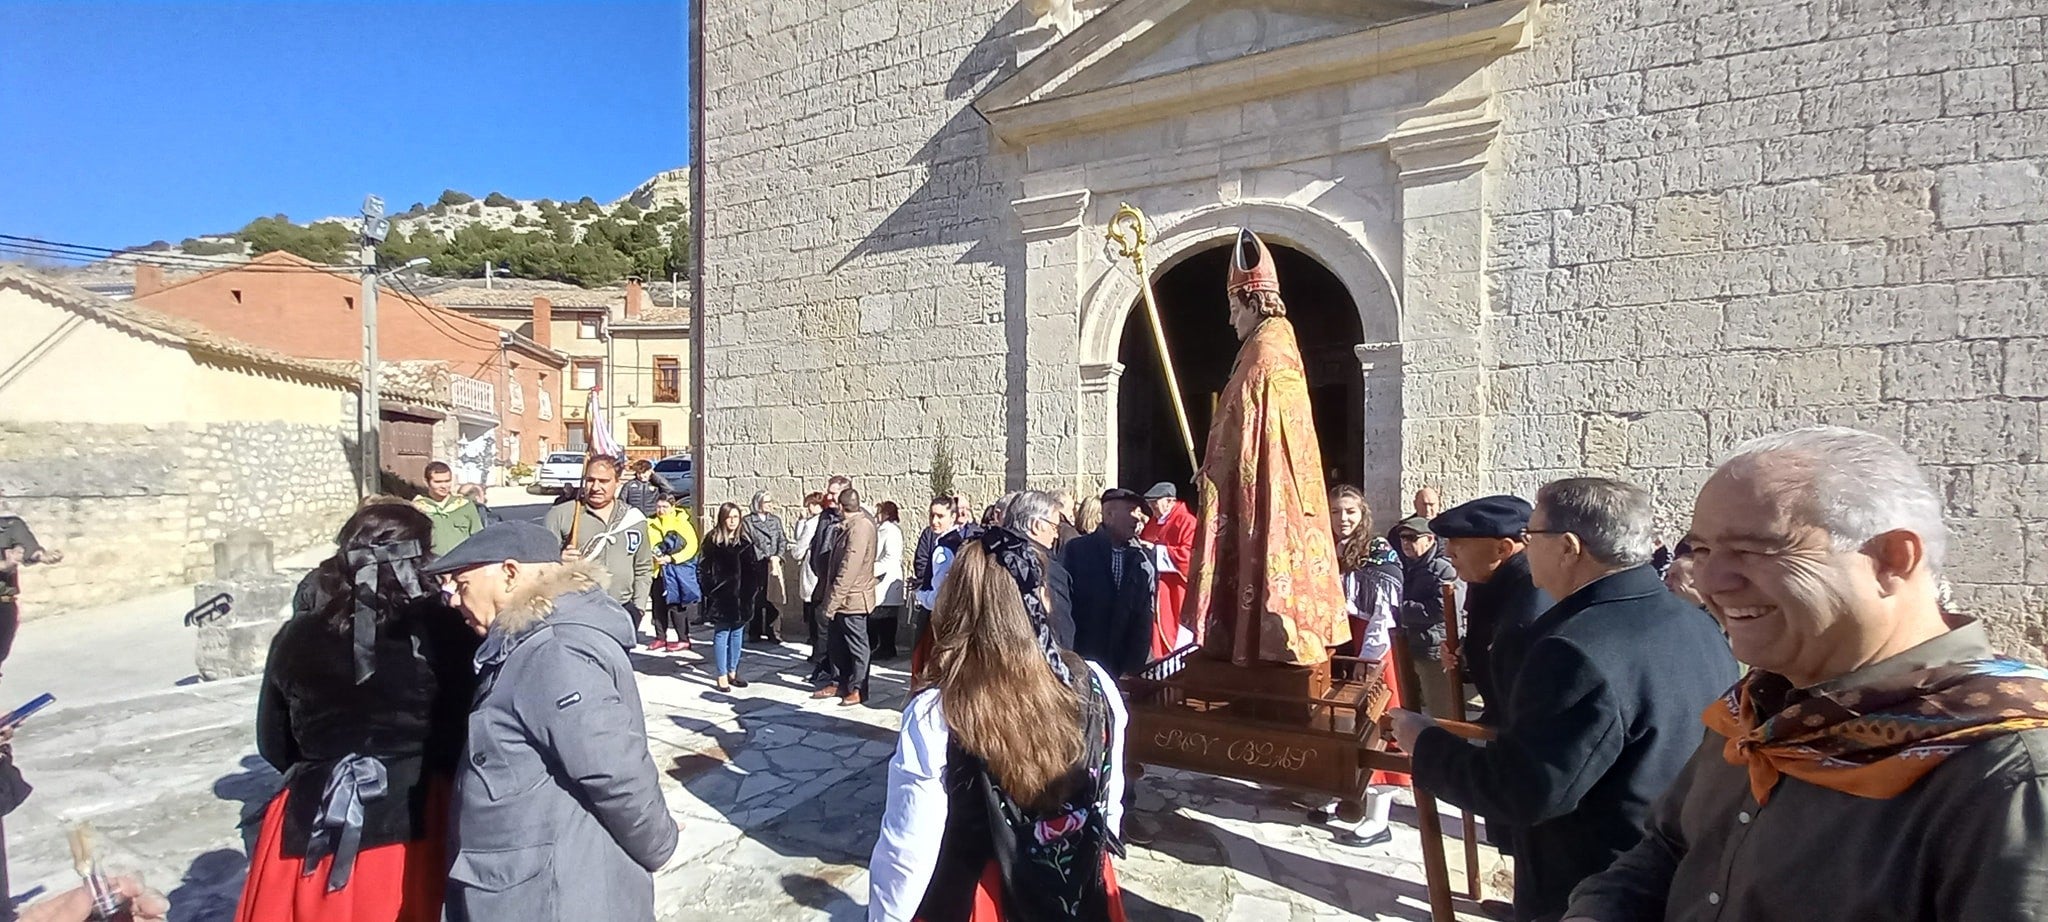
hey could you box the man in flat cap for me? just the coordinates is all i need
[1392,478,1736,922]
[1433,495,1552,724]
[430,523,678,922]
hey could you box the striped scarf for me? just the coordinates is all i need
[1704,657,2048,805]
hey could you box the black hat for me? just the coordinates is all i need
[1430,495,1534,539]
[422,522,564,576]
[1144,482,1178,500]
[1392,514,1433,537]
[1100,487,1145,506]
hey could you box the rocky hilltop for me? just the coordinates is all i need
[21,168,693,291]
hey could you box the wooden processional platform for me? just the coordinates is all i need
[1118,644,1472,922]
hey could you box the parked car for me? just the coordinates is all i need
[652,455,694,501]
[533,451,586,493]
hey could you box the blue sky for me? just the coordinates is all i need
[0,1,690,249]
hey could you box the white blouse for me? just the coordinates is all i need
[866,661,1129,922]
[876,521,906,607]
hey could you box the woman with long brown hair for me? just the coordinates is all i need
[1311,484,1410,847]
[868,534,1130,922]
[702,502,751,692]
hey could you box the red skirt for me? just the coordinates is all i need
[916,858,1130,922]
[1370,651,1411,788]
[234,784,450,922]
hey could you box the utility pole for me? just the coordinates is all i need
[359,195,389,498]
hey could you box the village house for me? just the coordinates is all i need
[432,276,693,462]
[128,251,567,483]
[0,269,455,613]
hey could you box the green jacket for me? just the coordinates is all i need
[414,495,486,556]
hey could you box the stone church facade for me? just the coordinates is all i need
[698,0,2048,654]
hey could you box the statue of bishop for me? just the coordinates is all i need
[1184,228,1351,667]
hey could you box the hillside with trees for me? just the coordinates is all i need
[160,170,691,288]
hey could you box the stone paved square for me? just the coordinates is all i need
[4,629,1492,921]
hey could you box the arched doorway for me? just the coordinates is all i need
[1116,243,1365,496]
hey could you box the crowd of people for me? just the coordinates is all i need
[0,417,2042,922]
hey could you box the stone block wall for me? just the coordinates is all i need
[0,419,356,615]
[700,0,1057,509]
[1482,0,2047,655]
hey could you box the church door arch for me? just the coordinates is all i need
[1116,243,1367,500]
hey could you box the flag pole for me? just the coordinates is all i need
[1106,204,1199,476]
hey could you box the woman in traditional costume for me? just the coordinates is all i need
[237,504,477,922]
[868,533,1130,922]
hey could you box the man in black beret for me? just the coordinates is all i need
[1433,495,1552,725]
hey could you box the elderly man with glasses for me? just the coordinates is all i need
[1564,428,2048,922]
[1390,477,1738,922]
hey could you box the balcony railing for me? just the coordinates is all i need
[450,374,496,416]
[625,445,688,463]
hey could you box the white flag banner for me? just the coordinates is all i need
[588,386,620,458]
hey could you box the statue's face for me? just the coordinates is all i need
[1228,291,1262,340]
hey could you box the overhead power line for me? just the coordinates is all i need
[0,233,373,272]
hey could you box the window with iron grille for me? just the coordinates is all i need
[654,357,681,403]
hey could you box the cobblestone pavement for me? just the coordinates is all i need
[7,636,1496,921]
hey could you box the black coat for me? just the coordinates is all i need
[257,577,479,856]
[1393,531,1457,634]
[619,478,661,517]
[699,538,748,628]
[1060,530,1156,677]
[912,526,939,593]
[1410,565,1737,922]
[1045,552,1077,654]
[1463,551,1551,724]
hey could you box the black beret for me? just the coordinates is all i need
[1430,495,1533,539]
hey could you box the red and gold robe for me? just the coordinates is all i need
[1140,500,1196,661]
[1183,317,1349,666]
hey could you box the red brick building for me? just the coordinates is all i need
[130,251,568,477]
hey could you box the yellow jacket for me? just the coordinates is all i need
[647,510,700,566]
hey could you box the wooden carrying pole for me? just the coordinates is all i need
[1390,629,1458,922]
[1106,204,1199,476]
[1441,583,1484,901]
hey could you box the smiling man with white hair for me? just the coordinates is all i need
[1565,426,2048,922]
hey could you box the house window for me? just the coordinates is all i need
[628,420,661,448]
[572,361,602,390]
[231,289,243,304]
[344,296,355,310]
[654,357,681,404]
[565,422,588,452]
[578,317,602,340]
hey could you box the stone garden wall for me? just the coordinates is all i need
[0,420,357,615]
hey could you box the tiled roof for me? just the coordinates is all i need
[0,267,446,406]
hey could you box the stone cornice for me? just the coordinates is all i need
[976,0,1535,147]
[1013,189,1092,240]
[1386,96,1503,184]
[1078,361,1125,394]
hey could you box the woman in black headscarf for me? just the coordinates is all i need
[236,503,478,922]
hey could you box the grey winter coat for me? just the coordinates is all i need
[446,561,678,922]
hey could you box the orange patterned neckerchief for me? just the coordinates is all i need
[1703,658,2048,805]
